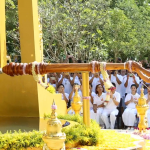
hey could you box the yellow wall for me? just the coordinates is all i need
[0,0,66,117]
[0,74,66,117]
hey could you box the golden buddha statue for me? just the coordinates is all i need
[136,87,149,132]
[42,100,66,150]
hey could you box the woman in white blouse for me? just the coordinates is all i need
[122,84,140,130]
[90,84,105,127]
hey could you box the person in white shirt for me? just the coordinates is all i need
[110,70,123,95]
[89,84,96,110]
[120,70,127,99]
[124,72,139,96]
[145,84,150,129]
[72,73,82,85]
[122,84,140,130]
[90,84,105,127]
[58,73,73,94]
[57,84,69,104]
[69,83,82,101]
[89,73,103,92]
[101,83,120,129]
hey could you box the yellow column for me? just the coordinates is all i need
[0,0,7,68]
[18,0,41,62]
[82,72,90,126]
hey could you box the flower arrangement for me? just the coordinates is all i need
[0,114,148,150]
[133,129,150,140]
[44,114,139,149]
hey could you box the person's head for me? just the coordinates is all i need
[131,84,137,94]
[95,84,103,94]
[112,70,118,76]
[57,84,64,93]
[77,72,82,78]
[94,72,99,77]
[121,70,126,76]
[64,72,70,78]
[117,57,122,63]
[73,83,80,91]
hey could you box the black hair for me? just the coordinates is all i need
[73,83,79,86]
[112,82,116,87]
[58,84,64,88]
[95,84,102,94]
[131,84,137,89]
[77,60,82,63]
[117,57,122,61]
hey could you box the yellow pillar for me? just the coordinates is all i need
[82,72,90,126]
[18,0,41,62]
[0,0,7,68]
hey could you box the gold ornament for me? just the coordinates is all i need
[43,100,66,150]
[136,87,149,132]
[71,85,82,115]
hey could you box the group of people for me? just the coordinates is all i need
[43,69,150,130]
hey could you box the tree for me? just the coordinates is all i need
[38,0,111,62]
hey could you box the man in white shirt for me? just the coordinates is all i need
[58,73,73,94]
[101,83,120,129]
[124,72,139,96]
[72,73,82,85]
[57,84,69,104]
[120,70,127,99]
[145,84,150,129]
[110,70,123,95]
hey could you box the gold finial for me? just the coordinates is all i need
[136,87,149,132]
[43,100,66,150]
[52,99,55,106]
[71,85,82,115]
[51,100,57,119]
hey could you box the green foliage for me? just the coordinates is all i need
[45,114,103,146]
[0,114,102,149]
[0,130,44,150]
[5,0,150,62]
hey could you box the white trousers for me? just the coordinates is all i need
[90,108,104,125]
[122,108,137,126]
[147,109,150,127]
[101,109,118,129]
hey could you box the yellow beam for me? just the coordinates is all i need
[0,0,7,68]
[82,72,90,126]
